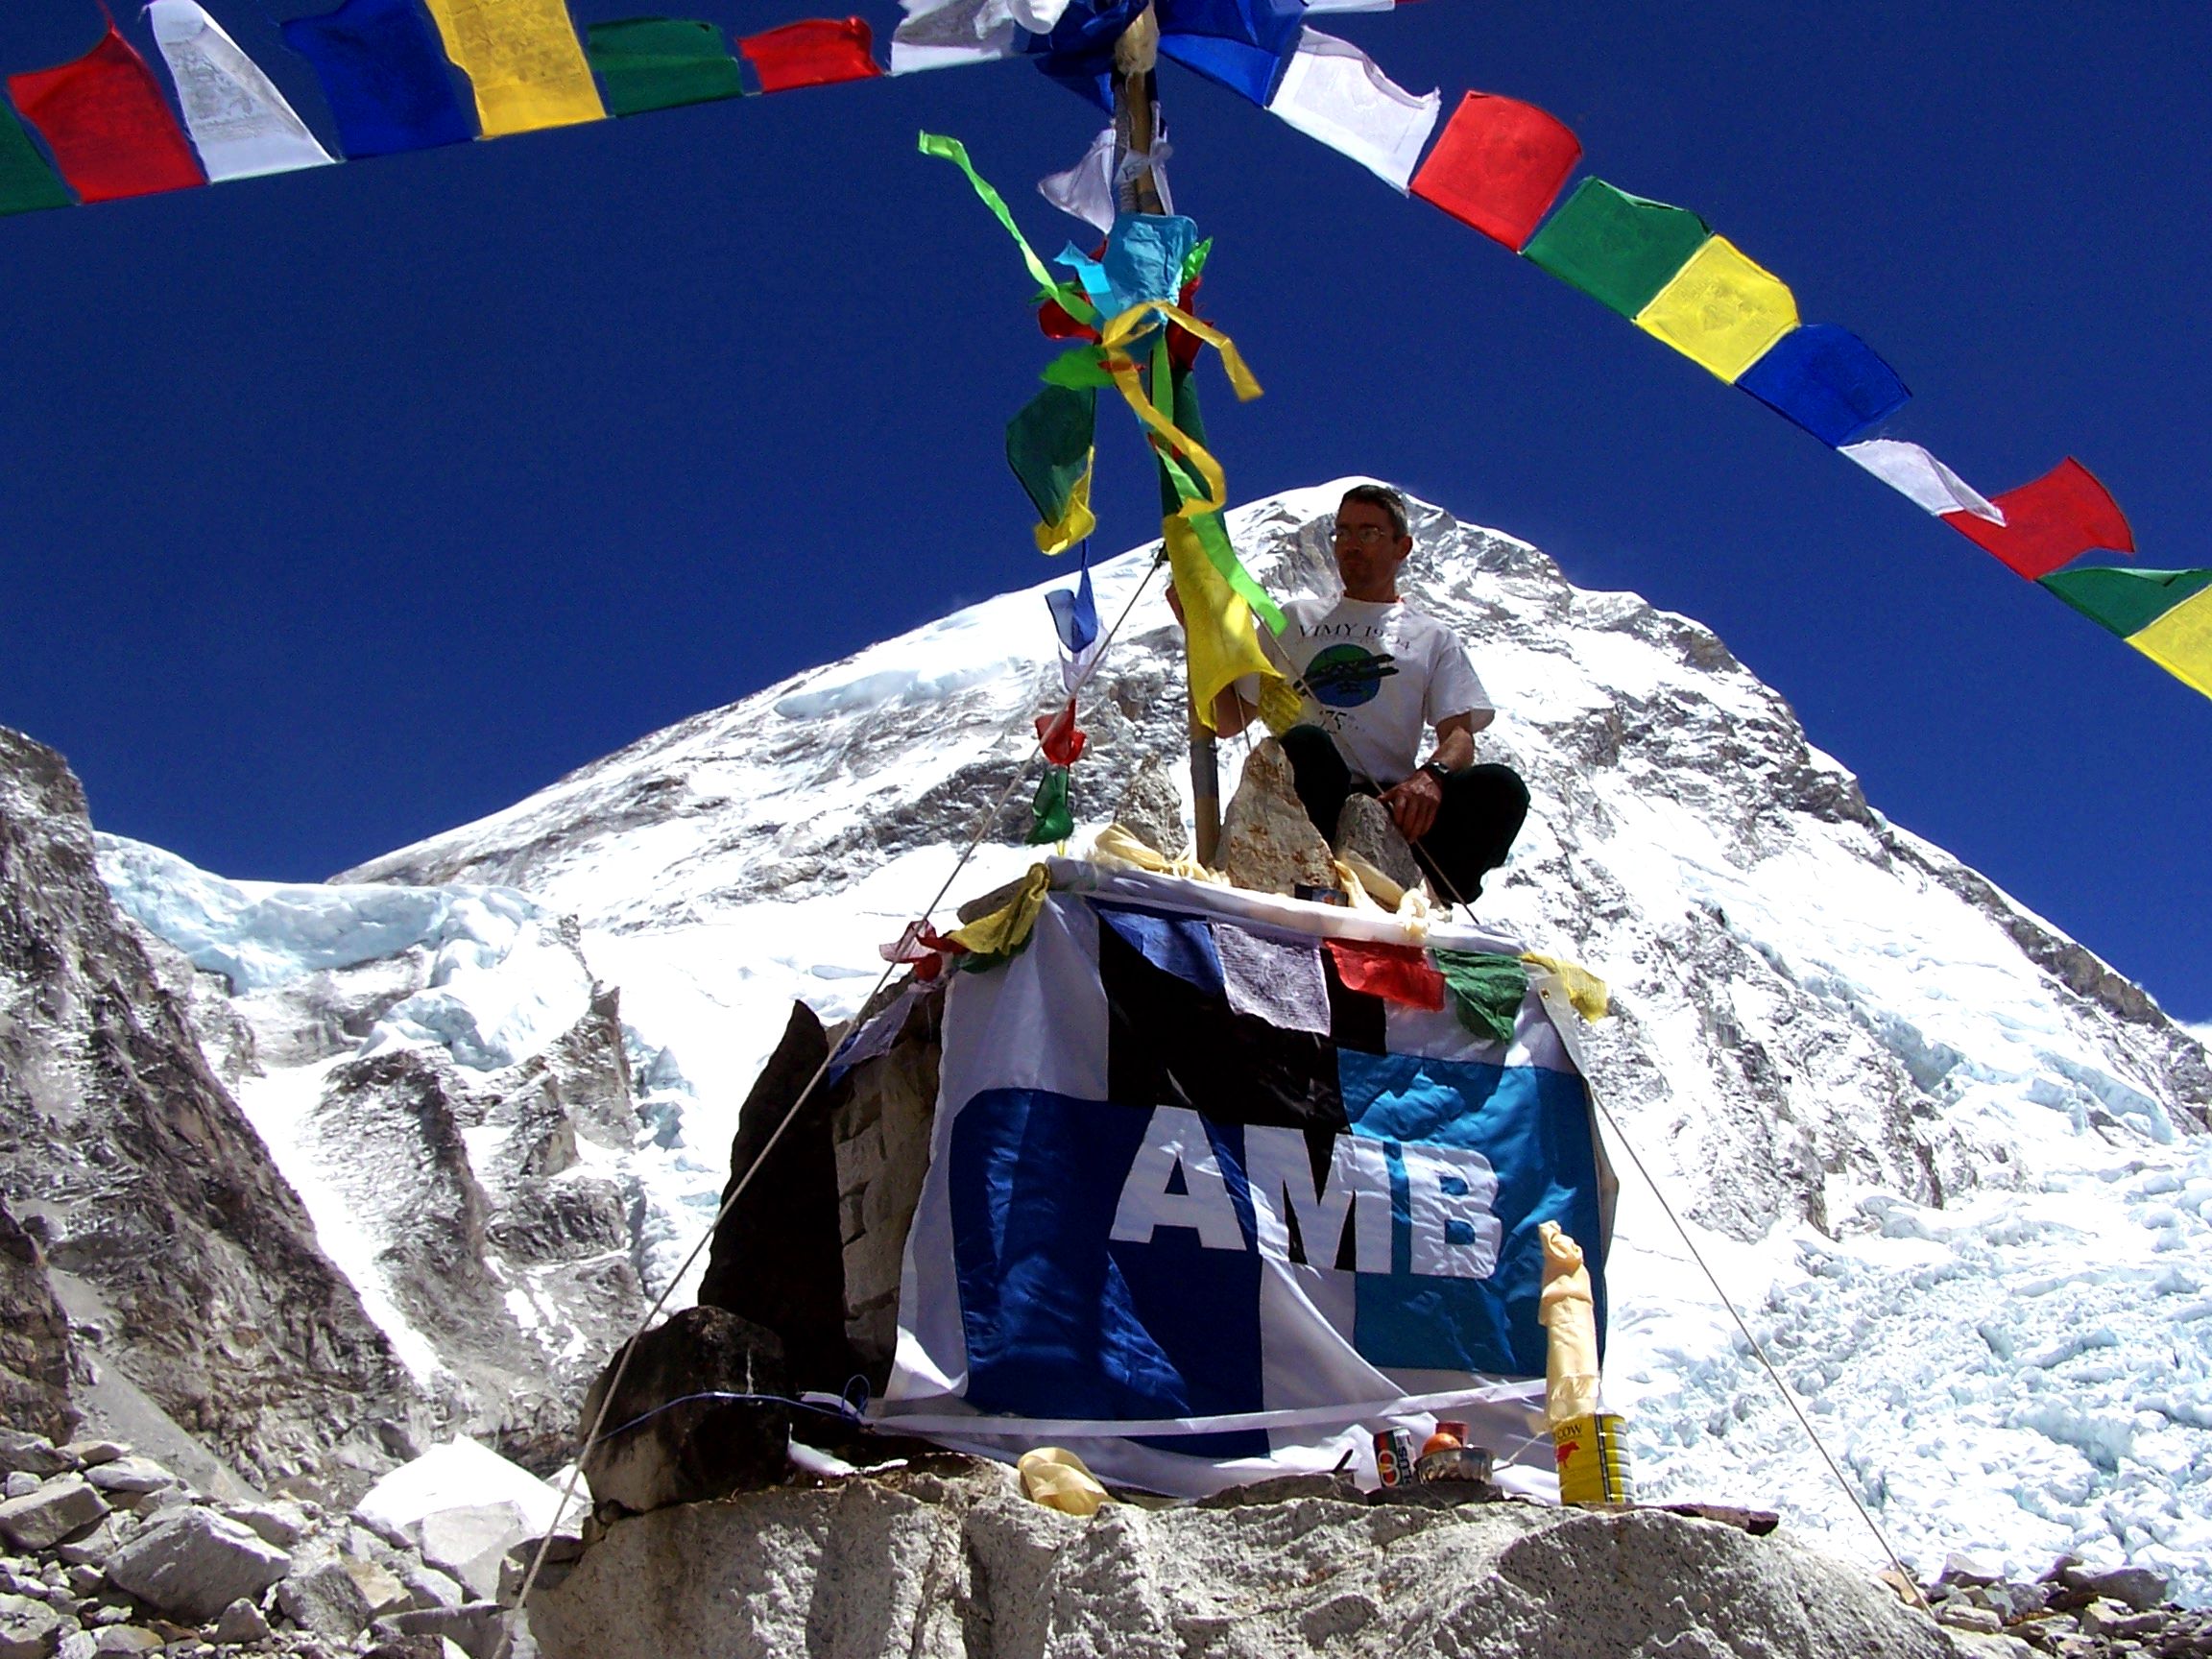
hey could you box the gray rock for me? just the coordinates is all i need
[88,1629,160,1654]
[0,1434,69,1480]
[1217,739,1336,896]
[209,1598,270,1644]
[372,1602,506,1659]
[413,1507,528,1602]
[0,1475,108,1551]
[0,1591,61,1659]
[275,1558,373,1643]
[82,1460,175,1497]
[55,1446,124,1471]
[63,1566,101,1597]
[397,1562,465,1612]
[102,1507,290,1623]
[0,1479,32,1504]
[57,1631,98,1659]
[529,1466,1951,1659]
[1112,757,1190,859]
[2067,1563,2168,1611]
[221,1501,308,1549]
[576,1310,789,1520]
[1334,793,1424,896]
[1937,1604,2002,1632]
[344,1555,414,1618]
[121,1488,185,1521]
[55,1517,131,1568]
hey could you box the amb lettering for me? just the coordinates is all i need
[1109,1106,1503,1280]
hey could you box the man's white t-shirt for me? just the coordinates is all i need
[1258,596,1491,786]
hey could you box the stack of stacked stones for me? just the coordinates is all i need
[0,1427,567,1659]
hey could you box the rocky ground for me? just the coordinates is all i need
[1928,1553,2212,1659]
[0,1426,552,1659]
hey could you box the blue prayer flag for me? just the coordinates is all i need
[1737,323,1910,448]
[282,0,474,160]
[1046,555,1100,656]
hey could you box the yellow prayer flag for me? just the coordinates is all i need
[1165,516,1286,733]
[2128,586,2212,700]
[1633,235,1799,384]
[948,865,1050,959]
[422,0,603,137]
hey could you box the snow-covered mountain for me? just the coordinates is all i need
[89,481,2212,1600]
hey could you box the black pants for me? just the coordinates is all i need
[1278,725,1529,905]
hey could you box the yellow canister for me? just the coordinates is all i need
[1552,1412,1633,1505]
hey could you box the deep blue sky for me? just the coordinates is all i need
[2,4,2207,1020]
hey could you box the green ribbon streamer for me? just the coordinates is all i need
[1431,950,1529,1045]
[1026,764,1074,845]
[1042,347,1115,390]
[919,131,1096,323]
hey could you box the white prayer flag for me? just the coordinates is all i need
[1265,29,1440,195]
[1840,439,2006,524]
[148,2,335,184]
[1039,124,1174,234]
[891,0,1021,73]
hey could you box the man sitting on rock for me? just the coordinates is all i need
[1205,484,1530,905]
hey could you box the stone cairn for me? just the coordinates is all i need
[0,1425,570,1659]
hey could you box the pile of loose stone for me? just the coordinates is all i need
[1925,1554,2210,1659]
[0,1429,556,1659]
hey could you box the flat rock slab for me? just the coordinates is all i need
[0,1473,108,1551]
[530,1463,1952,1659]
[0,1592,62,1659]
[103,1506,291,1623]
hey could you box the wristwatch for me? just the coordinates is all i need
[1421,759,1452,783]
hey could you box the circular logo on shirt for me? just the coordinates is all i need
[1304,644,1399,709]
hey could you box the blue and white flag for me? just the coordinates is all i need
[878,862,1613,1498]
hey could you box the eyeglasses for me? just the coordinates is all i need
[1332,521,1398,547]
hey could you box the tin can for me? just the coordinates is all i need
[1373,1430,1415,1488]
[1552,1412,1633,1504]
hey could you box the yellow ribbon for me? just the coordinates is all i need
[1524,952,1610,1022]
[1098,301,1262,523]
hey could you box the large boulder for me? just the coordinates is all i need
[530,1462,1951,1659]
[101,1506,291,1623]
[577,1308,789,1516]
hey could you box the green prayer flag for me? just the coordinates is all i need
[1431,950,1529,1045]
[587,19,743,117]
[1026,765,1074,845]
[1007,385,1096,525]
[1523,179,1712,320]
[1182,236,1214,286]
[0,105,70,217]
[2038,565,2212,639]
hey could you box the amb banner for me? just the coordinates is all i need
[875,864,1614,1499]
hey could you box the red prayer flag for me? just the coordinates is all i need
[7,26,204,205]
[1940,458,2134,580]
[1325,939,1446,1013]
[1036,701,1088,767]
[738,17,883,93]
[1409,91,1581,252]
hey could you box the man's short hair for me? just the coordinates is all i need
[1339,484,1409,541]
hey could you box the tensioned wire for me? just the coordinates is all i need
[506,543,1169,1629]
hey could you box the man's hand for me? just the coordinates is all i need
[1381,770,1442,842]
